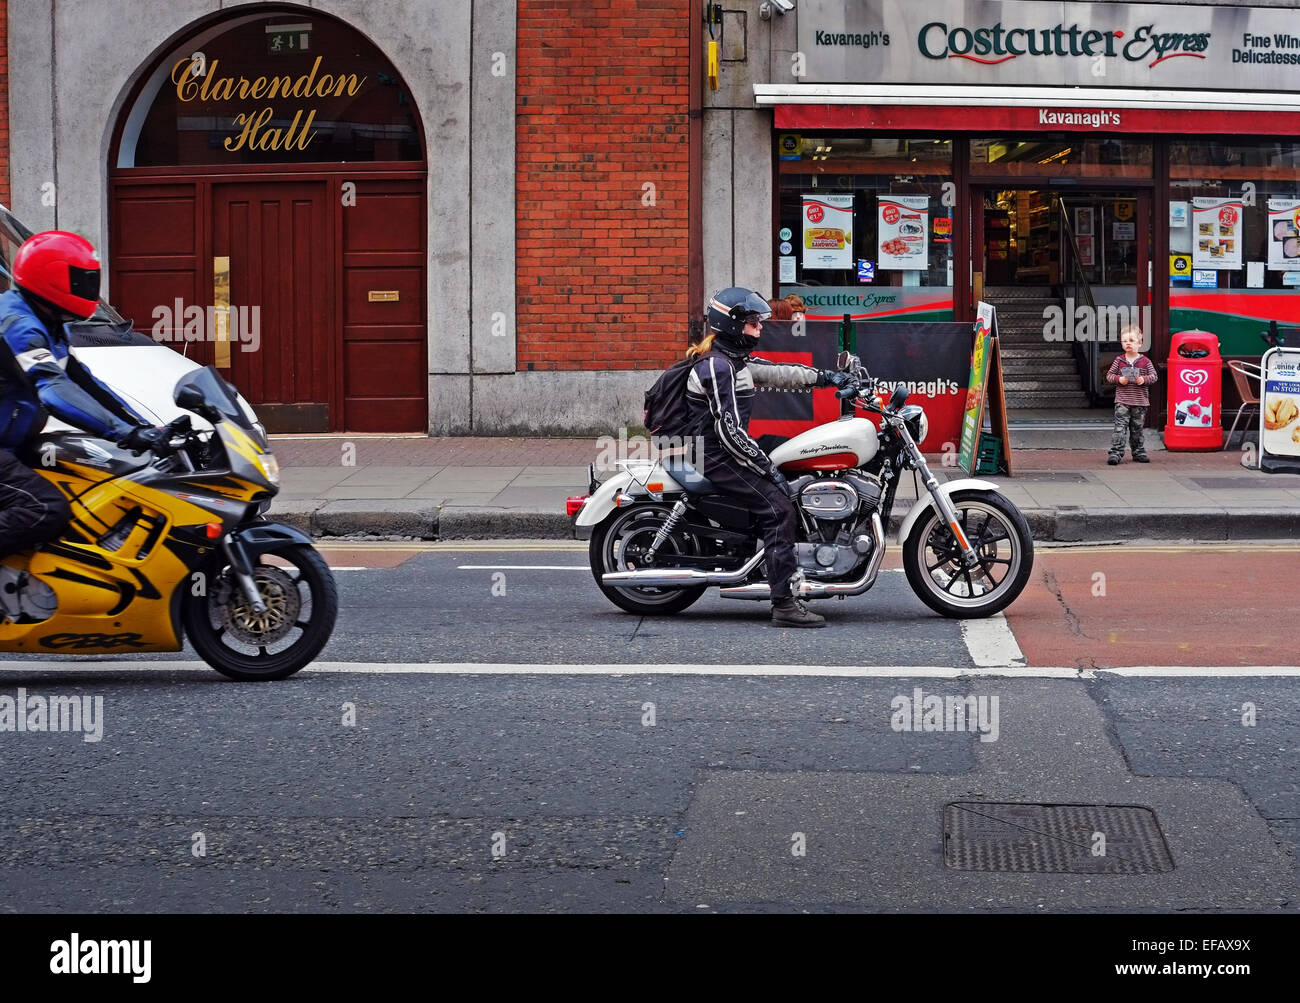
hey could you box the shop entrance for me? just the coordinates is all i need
[977,187,1150,411]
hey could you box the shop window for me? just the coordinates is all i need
[119,12,422,167]
[1169,141,1300,356]
[776,136,953,306]
[970,137,1151,179]
[1170,141,1300,292]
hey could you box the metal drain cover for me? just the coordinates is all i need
[943,802,1175,874]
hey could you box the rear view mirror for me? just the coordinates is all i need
[175,382,222,423]
[890,384,909,410]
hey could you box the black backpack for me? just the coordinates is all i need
[643,355,702,438]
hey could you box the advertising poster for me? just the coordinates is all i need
[1260,349,1300,473]
[747,319,970,453]
[1192,198,1243,269]
[1078,235,1095,267]
[877,195,929,270]
[957,302,995,472]
[1266,199,1300,271]
[802,194,853,270]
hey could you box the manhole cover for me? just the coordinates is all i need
[943,802,1174,873]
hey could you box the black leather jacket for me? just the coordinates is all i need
[685,350,819,476]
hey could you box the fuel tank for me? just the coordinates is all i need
[768,415,878,473]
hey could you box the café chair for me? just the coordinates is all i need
[1225,359,1262,450]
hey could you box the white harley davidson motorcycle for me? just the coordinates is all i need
[570,354,1034,618]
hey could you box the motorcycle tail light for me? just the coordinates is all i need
[647,482,664,492]
[566,496,588,517]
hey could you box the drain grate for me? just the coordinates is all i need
[1000,472,1089,483]
[943,802,1175,873]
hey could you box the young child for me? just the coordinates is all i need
[1105,325,1159,464]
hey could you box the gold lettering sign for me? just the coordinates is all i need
[368,290,400,302]
[171,55,367,154]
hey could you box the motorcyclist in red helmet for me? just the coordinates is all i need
[0,230,164,559]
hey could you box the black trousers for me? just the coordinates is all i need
[701,450,800,601]
[0,449,71,558]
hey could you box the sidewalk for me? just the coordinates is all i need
[264,435,1300,543]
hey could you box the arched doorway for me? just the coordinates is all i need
[109,7,427,432]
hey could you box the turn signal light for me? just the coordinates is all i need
[205,522,223,539]
[566,496,587,517]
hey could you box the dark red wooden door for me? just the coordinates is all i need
[341,179,427,431]
[212,182,332,432]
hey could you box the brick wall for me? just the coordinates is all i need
[516,0,691,371]
[0,1,9,209]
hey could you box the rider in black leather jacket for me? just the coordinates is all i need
[685,288,849,628]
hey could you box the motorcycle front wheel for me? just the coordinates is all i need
[902,490,1034,618]
[183,544,338,680]
[590,504,707,615]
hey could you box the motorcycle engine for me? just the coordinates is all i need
[0,566,59,623]
[794,474,882,577]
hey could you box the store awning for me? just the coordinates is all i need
[756,84,1300,135]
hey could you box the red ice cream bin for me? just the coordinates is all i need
[1164,331,1224,450]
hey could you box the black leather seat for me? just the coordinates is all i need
[660,455,717,494]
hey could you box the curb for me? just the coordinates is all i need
[266,500,1297,544]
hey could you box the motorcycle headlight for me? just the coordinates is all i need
[257,452,281,487]
[901,405,928,444]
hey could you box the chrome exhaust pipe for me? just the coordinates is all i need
[601,547,767,588]
[718,512,886,601]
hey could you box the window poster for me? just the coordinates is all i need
[877,195,929,270]
[1267,199,1300,271]
[1192,198,1243,269]
[802,194,854,270]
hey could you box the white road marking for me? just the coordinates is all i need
[960,614,1025,668]
[3,661,1300,678]
[457,565,588,571]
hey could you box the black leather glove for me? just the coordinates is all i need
[770,469,799,500]
[117,425,167,456]
[817,369,853,389]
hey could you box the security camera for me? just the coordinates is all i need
[760,0,795,18]
[771,0,795,11]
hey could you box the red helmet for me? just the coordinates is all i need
[12,231,101,320]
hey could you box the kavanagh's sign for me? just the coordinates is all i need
[798,0,1300,91]
[171,55,367,153]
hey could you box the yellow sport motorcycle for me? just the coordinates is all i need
[0,366,337,680]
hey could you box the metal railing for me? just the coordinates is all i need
[1056,196,1104,403]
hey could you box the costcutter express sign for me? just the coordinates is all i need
[798,0,1300,91]
[803,194,854,270]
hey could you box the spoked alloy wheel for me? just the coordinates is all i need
[184,544,338,680]
[903,490,1033,618]
[590,504,707,615]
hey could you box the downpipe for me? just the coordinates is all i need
[718,512,886,601]
[600,546,767,588]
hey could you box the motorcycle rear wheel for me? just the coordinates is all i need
[184,544,338,680]
[590,504,707,615]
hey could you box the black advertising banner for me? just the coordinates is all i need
[749,320,972,453]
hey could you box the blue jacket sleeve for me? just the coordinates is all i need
[693,354,773,477]
[3,321,140,441]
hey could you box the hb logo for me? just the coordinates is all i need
[1180,370,1208,389]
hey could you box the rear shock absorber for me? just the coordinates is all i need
[643,500,687,565]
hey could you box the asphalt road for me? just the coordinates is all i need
[0,542,1296,912]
